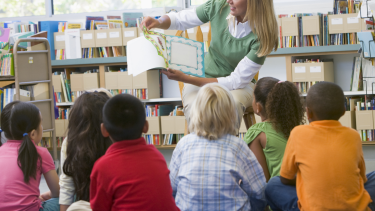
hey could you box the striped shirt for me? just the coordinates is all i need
[169,133,266,211]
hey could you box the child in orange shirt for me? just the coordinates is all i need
[265,82,375,211]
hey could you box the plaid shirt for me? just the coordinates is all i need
[169,133,266,211]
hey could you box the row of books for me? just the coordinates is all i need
[359,130,375,142]
[294,81,320,94]
[38,137,65,148]
[57,108,70,120]
[145,104,161,145]
[0,53,14,76]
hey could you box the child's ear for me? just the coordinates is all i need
[142,120,149,134]
[29,129,36,140]
[101,123,109,138]
[256,102,262,114]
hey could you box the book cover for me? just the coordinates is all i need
[122,13,143,28]
[40,21,65,60]
[127,30,205,78]
[0,27,10,43]
[85,16,104,30]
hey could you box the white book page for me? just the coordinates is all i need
[65,29,82,59]
[127,35,167,76]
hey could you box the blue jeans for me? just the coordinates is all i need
[39,198,60,211]
[265,171,375,211]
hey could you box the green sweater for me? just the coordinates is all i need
[244,122,287,178]
[196,0,266,78]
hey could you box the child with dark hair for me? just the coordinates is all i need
[0,101,60,211]
[89,94,179,211]
[266,82,375,211]
[244,77,305,181]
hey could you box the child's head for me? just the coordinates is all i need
[253,77,305,138]
[3,101,43,183]
[63,91,111,201]
[189,83,238,140]
[306,82,345,121]
[102,94,146,142]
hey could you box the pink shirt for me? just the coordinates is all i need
[0,140,55,211]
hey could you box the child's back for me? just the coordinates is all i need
[90,138,178,210]
[282,122,370,210]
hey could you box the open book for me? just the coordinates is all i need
[127,28,205,77]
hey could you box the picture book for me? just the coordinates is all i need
[357,32,375,58]
[122,13,143,28]
[85,16,104,30]
[127,27,205,78]
[0,27,10,43]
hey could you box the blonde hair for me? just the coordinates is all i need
[189,83,238,140]
[246,0,279,57]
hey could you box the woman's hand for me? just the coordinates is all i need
[162,68,188,82]
[140,17,161,31]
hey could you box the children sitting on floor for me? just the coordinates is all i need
[0,101,60,211]
[169,83,267,211]
[244,77,305,181]
[90,94,179,211]
[266,82,375,211]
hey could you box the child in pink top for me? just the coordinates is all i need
[0,101,60,211]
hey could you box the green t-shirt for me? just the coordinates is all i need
[196,0,266,78]
[244,122,287,178]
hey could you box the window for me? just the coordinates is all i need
[0,0,46,17]
[190,0,206,6]
[53,0,178,15]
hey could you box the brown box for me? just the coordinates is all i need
[52,75,62,92]
[55,119,66,137]
[108,29,123,47]
[145,116,161,136]
[81,30,96,48]
[292,62,334,82]
[70,74,84,92]
[164,30,179,36]
[132,70,160,99]
[122,27,138,46]
[356,110,373,130]
[186,27,197,41]
[329,13,361,34]
[281,17,299,36]
[54,32,65,50]
[105,72,133,90]
[302,16,320,35]
[339,111,356,129]
[95,30,109,47]
[161,116,186,134]
[83,73,99,90]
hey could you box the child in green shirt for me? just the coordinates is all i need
[244,77,305,181]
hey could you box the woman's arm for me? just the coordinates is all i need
[44,169,60,198]
[248,132,270,182]
[162,57,262,90]
[59,139,76,210]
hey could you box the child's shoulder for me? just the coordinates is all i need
[35,145,53,158]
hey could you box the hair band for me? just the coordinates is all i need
[278,81,285,83]
[23,133,28,137]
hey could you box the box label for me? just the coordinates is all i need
[201,26,209,33]
[310,66,322,73]
[187,28,194,33]
[83,33,93,40]
[124,31,135,37]
[56,35,65,42]
[331,18,343,25]
[294,66,306,73]
[139,32,144,37]
[154,29,164,33]
[109,31,120,38]
[97,33,107,39]
[347,17,359,24]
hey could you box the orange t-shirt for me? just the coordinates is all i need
[281,120,372,211]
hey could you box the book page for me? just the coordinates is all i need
[127,35,167,76]
[65,29,82,59]
[166,35,205,77]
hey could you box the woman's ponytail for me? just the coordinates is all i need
[18,133,41,183]
[265,81,305,138]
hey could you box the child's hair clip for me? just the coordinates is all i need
[278,81,285,83]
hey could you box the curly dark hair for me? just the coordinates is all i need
[63,92,112,202]
[254,77,305,138]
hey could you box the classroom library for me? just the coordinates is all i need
[1,0,375,210]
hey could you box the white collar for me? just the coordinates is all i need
[226,14,252,36]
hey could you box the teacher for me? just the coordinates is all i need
[141,0,279,126]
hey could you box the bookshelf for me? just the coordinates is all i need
[269,44,361,57]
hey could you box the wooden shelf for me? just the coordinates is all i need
[51,57,127,68]
[269,44,361,57]
[156,145,176,149]
[362,142,375,145]
[0,76,15,81]
[301,91,370,97]
[56,98,182,107]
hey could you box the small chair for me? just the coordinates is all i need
[175,25,258,134]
